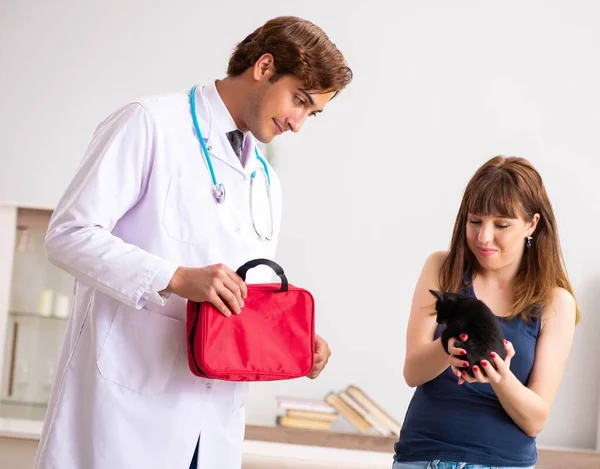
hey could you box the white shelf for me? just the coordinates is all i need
[9,311,68,321]
[0,418,43,440]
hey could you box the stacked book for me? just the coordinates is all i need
[325,384,401,436]
[275,396,338,431]
[275,384,401,437]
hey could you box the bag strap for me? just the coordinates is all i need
[236,258,288,292]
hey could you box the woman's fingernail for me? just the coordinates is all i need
[463,361,469,367]
[490,352,497,358]
[473,365,479,372]
[482,361,488,367]
[460,334,468,341]
[460,350,467,355]
[504,339,508,344]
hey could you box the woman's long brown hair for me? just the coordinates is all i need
[439,156,580,323]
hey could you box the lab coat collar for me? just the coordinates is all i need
[194,82,258,176]
[202,81,239,134]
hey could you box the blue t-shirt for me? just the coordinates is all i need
[394,281,541,467]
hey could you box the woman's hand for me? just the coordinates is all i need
[447,334,470,384]
[457,338,516,385]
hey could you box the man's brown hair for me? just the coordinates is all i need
[228,16,353,96]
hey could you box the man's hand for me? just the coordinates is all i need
[165,264,247,317]
[308,334,331,379]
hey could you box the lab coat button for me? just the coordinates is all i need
[235,227,241,233]
[205,382,212,389]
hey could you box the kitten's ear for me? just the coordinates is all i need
[429,290,444,301]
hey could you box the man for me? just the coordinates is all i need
[35,15,352,469]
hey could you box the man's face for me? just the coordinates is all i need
[243,59,335,143]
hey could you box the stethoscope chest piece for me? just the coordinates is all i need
[214,183,226,204]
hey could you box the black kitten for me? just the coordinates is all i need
[429,289,506,378]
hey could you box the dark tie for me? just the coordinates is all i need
[226,130,244,160]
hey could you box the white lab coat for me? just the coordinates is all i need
[34,82,282,469]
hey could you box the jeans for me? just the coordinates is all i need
[392,460,535,469]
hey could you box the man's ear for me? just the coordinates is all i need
[253,53,276,81]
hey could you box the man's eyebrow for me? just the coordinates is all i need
[298,88,324,114]
[298,89,315,106]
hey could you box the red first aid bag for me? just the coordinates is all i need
[186,259,315,381]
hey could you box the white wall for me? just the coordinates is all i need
[1,0,599,450]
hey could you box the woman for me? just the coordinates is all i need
[394,156,579,469]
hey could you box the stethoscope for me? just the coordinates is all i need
[189,85,273,241]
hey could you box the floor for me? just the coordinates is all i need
[242,456,386,469]
[0,437,388,469]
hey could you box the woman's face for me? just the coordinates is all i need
[466,212,539,271]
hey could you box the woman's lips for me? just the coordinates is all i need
[477,247,497,257]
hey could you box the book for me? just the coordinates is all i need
[276,396,337,414]
[285,409,338,422]
[338,390,394,436]
[276,415,333,431]
[324,392,371,433]
[344,385,401,436]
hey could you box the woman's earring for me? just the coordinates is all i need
[526,235,532,249]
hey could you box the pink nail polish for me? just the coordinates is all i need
[460,350,467,355]
[482,361,488,367]
[473,365,479,372]
[463,362,469,367]
[460,334,468,341]
[490,352,497,358]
